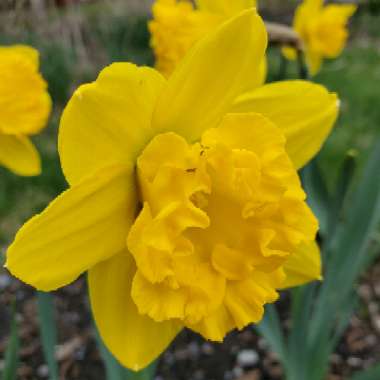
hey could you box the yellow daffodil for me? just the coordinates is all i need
[6,10,337,371]
[149,0,266,87]
[0,45,51,176]
[284,0,357,75]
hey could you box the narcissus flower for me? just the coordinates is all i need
[149,0,266,87]
[6,10,337,370]
[283,0,357,75]
[0,45,51,176]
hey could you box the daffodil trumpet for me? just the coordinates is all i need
[6,10,338,371]
[0,45,51,176]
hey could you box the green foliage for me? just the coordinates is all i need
[1,303,20,380]
[94,326,157,380]
[37,292,59,380]
[40,43,74,106]
[257,140,380,380]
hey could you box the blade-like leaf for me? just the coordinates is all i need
[0,253,5,267]
[2,302,20,380]
[94,327,128,380]
[308,140,380,379]
[256,304,286,361]
[37,292,59,380]
[94,326,157,380]
[326,150,357,245]
[301,159,330,238]
[285,284,317,379]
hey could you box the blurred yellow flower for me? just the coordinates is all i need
[284,0,357,75]
[6,10,337,371]
[149,0,266,87]
[0,45,51,176]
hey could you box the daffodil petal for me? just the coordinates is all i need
[89,251,182,371]
[0,44,39,67]
[153,9,267,142]
[0,47,51,136]
[282,240,322,288]
[305,50,323,76]
[196,0,256,15]
[231,80,339,169]
[59,63,166,186]
[0,133,41,176]
[6,165,137,291]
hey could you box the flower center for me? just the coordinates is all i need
[127,114,318,332]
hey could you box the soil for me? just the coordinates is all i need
[0,259,379,380]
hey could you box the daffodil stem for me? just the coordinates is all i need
[297,50,309,80]
[276,53,288,81]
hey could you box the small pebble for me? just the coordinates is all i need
[347,357,363,368]
[188,341,200,358]
[237,349,259,368]
[233,366,244,378]
[0,274,11,290]
[37,364,49,378]
[257,338,268,350]
[201,342,214,355]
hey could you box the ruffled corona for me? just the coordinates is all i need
[128,113,318,340]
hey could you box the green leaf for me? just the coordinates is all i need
[94,326,157,380]
[256,304,286,361]
[326,149,357,244]
[351,364,380,380]
[301,159,330,237]
[94,327,128,380]
[0,252,5,267]
[126,364,157,380]
[285,284,317,379]
[37,292,59,380]
[307,140,380,379]
[2,302,20,380]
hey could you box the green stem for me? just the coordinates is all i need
[276,53,288,81]
[296,50,309,80]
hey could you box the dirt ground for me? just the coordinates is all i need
[0,259,379,380]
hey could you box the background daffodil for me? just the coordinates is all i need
[149,0,266,87]
[6,10,338,371]
[283,0,357,75]
[0,45,51,176]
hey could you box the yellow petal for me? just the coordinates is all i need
[149,0,223,78]
[59,63,166,186]
[281,240,322,288]
[231,81,339,169]
[0,44,40,67]
[0,46,51,136]
[6,165,137,291]
[153,9,267,143]
[282,46,297,61]
[305,49,323,76]
[294,0,323,31]
[89,251,182,371]
[196,0,256,15]
[190,268,285,341]
[0,133,41,176]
